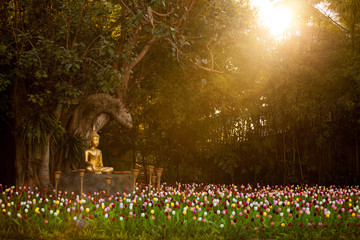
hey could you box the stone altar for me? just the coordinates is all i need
[57,172,133,195]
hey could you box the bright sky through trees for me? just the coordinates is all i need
[251,0,293,36]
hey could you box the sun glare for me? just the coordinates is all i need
[252,0,293,36]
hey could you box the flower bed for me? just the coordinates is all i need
[1,183,360,239]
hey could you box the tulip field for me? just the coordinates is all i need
[1,183,360,239]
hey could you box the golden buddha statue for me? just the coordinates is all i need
[85,127,114,174]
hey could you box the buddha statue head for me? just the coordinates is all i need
[89,126,100,148]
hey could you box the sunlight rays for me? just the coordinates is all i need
[252,0,293,36]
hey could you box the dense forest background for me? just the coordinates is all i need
[0,0,359,186]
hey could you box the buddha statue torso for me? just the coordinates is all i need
[85,128,113,174]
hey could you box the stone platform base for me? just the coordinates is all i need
[57,173,133,195]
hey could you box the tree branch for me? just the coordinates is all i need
[128,37,164,71]
[151,7,175,17]
[191,60,223,74]
[84,57,105,68]
[166,37,223,74]
[314,5,350,33]
[9,27,42,68]
[119,0,136,16]
[147,6,155,28]
[176,0,197,34]
[82,17,124,59]
[206,37,214,70]
[126,27,141,57]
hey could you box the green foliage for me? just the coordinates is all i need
[103,0,360,185]
[23,113,64,145]
[57,132,85,169]
[0,74,10,93]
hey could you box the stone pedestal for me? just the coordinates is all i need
[57,172,134,195]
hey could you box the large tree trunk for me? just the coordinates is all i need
[14,130,52,188]
[14,133,26,186]
[13,77,28,186]
[37,135,51,188]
